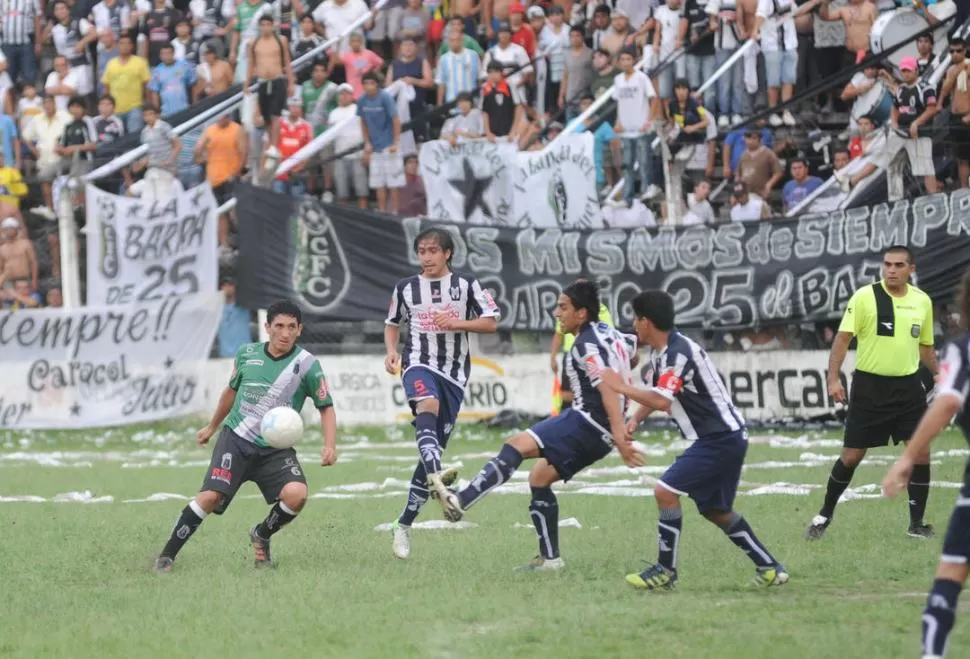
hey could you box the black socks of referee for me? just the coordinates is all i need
[160,500,207,559]
[909,463,931,526]
[819,458,856,519]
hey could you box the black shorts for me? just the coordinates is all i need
[941,460,970,564]
[952,114,970,162]
[201,427,307,514]
[212,179,235,207]
[257,77,288,121]
[843,370,927,449]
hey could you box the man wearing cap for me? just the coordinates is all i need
[729,181,770,222]
[878,56,939,194]
[273,94,313,195]
[0,217,37,293]
[329,82,368,207]
[507,3,536,58]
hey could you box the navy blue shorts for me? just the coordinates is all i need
[402,366,464,447]
[941,461,970,565]
[659,430,748,514]
[527,408,613,482]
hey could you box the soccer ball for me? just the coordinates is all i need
[260,407,304,449]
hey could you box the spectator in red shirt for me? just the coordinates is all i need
[508,3,536,57]
[274,95,313,196]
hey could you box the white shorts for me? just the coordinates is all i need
[368,150,405,189]
[875,132,935,177]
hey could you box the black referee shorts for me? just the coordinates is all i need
[843,370,927,449]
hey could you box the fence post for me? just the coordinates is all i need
[58,181,82,308]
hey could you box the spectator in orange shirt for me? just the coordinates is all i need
[195,113,248,254]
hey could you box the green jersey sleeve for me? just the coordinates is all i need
[304,360,334,409]
[228,347,245,391]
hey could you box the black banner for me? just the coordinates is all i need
[235,184,970,331]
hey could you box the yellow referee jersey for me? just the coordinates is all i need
[838,281,934,376]
[556,304,614,352]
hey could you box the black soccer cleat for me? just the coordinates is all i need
[805,514,831,541]
[907,522,935,539]
[249,526,274,568]
[153,556,174,573]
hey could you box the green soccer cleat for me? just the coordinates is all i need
[626,563,677,591]
[753,563,790,587]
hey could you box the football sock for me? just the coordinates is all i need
[909,463,931,525]
[819,458,857,518]
[722,513,778,568]
[398,461,429,526]
[458,443,524,510]
[923,578,962,657]
[255,501,299,539]
[529,487,560,559]
[657,507,682,572]
[160,500,207,559]
[415,412,442,476]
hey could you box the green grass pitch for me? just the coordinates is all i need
[0,422,967,659]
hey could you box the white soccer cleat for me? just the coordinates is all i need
[427,472,464,522]
[391,521,411,560]
[514,556,565,572]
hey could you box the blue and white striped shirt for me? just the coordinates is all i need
[434,48,480,104]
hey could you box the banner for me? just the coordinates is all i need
[234,186,970,331]
[197,350,856,424]
[85,183,219,305]
[419,134,602,228]
[0,294,221,428]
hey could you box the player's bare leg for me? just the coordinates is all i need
[514,459,565,572]
[443,433,541,522]
[154,490,224,572]
[807,446,867,540]
[249,482,307,568]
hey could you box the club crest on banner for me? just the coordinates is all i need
[514,134,601,229]
[291,199,351,313]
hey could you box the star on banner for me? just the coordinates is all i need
[164,357,174,369]
[448,158,494,221]
[70,403,81,417]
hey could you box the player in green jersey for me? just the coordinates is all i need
[153,300,337,572]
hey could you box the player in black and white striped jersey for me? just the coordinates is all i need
[383,227,500,560]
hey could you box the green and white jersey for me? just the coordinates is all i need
[224,342,333,447]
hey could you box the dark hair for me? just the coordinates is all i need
[449,14,464,24]
[957,266,970,330]
[593,4,611,15]
[673,77,690,90]
[312,59,328,72]
[67,95,86,109]
[413,227,455,263]
[563,280,600,323]
[159,43,174,51]
[99,93,116,105]
[486,60,504,72]
[456,91,473,103]
[301,12,314,21]
[632,290,675,331]
[618,47,636,60]
[569,25,585,36]
[362,71,380,84]
[143,102,160,113]
[593,47,611,58]
[118,33,134,43]
[952,37,966,49]
[399,34,416,43]
[858,113,876,125]
[258,14,274,23]
[790,156,808,168]
[885,244,914,265]
[580,93,595,103]
[267,300,303,325]
[176,18,190,26]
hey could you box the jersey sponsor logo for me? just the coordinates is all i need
[211,467,231,483]
[414,304,459,331]
[317,377,330,400]
[911,324,920,338]
[245,359,264,366]
[657,368,684,395]
[881,321,894,332]
[938,360,952,384]
[482,289,498,312]
[584,355,604,379]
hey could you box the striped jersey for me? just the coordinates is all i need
[643,330,745,441]
[224,342,333,447]
[385,272,500,388]
[565,321,638,434]
[938,334,970,442]
[434,49,481,103]
[1,0,40,43]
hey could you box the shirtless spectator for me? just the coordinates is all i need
[0,218,38,292]
[197,41,233,98]
[3,279,43,309]
[820,0,877,74]
[601,9,638,59]
[482,0,511,42]
[244,15,295,162]
[942,38,970,188]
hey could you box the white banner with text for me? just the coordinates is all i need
[0,294,221,428]
[85,183,219,305]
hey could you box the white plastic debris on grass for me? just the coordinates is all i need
[0,495,46,502]
[568,486,654,497]
[52,491,113,503]
[373,520,478,531]
[122,493,190,503]
[743,483,819,496]
[513,517,582,529]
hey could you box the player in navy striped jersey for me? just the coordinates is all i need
[884,269,970,659]
[435,280,645,571]
[599,290,789,590]
[383,227,500,560]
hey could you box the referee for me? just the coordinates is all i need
[806,245,938,541]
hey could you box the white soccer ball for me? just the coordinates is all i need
[260,406,304,449]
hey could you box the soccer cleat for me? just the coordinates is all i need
[625,563,677,591]
[805,514,831,541]
[427,467,459,496]
[907,522,935,539]
[753,563,790,587]
[428,472,464,522]
[249,525,273,568]
[513,556,565,572]
[391,520,411,560]
[153,556,174,573]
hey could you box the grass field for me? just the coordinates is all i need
[1,421,968,659]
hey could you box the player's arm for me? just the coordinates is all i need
[885,342,968,496]
[384,283,407,374]
[198,359,241,446]
[828,291,862,402]
[919,298,939,377]
[549,327,563,373]
[443,278,501,333]
[597,379,644,467]
[307,362,337,466]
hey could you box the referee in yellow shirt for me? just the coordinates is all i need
[806,245,939,540]
[550,303,613,412]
